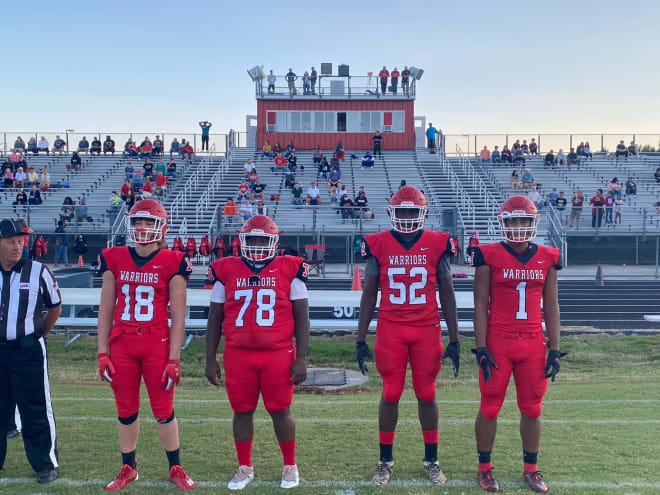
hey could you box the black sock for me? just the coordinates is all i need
[166,448,181,468]
[379,444,393,463]
[121,450,136,469]
[523,451,538,465]
[478,450,492,464]
[424,443,438,463]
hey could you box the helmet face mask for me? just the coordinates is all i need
[125,200,168,245]
[239,215,280,262]
[497,196,539,243]
[388,186,428,234]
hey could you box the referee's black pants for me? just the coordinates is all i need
[0,335,58,473]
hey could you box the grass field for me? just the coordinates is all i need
[2,334,660,494]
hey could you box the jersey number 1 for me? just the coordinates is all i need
[515,281,528,320]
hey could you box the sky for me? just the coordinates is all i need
[2,0,660,139]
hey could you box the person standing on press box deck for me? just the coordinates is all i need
[0,218,61,484]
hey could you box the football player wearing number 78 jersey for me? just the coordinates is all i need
[356,186,460,486]
[205,215,310,490]
[97,199,196,491]
[471,195,563,494]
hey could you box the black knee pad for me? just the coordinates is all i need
[118,412,138,425]
[156,410,175,424]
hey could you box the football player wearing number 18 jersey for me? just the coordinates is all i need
[97,200,196,491]
[356,186,460,486]
[471,196,563,493]
[205,215,310,490]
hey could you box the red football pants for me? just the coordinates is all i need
[479,331,548,420]
[375,322,443,403]
[109,333,173,420]
[223,346,296,414]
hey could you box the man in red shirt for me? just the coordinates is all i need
[390,67,400,95]
[378,66,389,95]
[181,142,194,160]
[155,172,168,196]
[205,215,310,490]
[272,152,287,173]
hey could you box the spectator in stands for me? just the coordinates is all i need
[521,140,530,155]
[547,188,559,207]
[166,159,177,179]
[69,152,82,171]
[529,138,538,155]
[608,177,622,199]
[240,199,252,222]
[120,180,133,202]
[510,169,520,189]
[501,145,512,163]
[143,159,154,178]
[362,150,375,169]
[77,136,89,154]
[513,147,526,166]
[61,197,75,222]
[655,168,660,183]
[426,123,439,154]
[567,148,579,169]
[241,158,253,178]
[615,140,628,162]
[181,140,194,160]
[355,187,369,216]
[379,66,389,95]
[491,146,501,164]
[373,131,383,157]
[576,142,585,157]
[267,70,276,93]
[27,168,39,187]
[285,68,297,95]
[628,141,638,157]
[340,193,355,222]
[139,137,153,158]
[556,149,567,167]
[511,140,521,157]
[570,190,584,228]
[273,152,287,173]
[331,159,341,177]
[625,177,637,195]
[155,172,167,196]
[311,145,322,166]
[291,183,304,205]
[390,67,400,94]
[329,185,339,206]
[527,184,543,210]
[28,185,42,205]
[251,179,266,203]
[544,150,555,169]
[27,137,38,155]
[142,177,152,198]
[273,141,282,155]
[328,168,341,190]
[261,141,273,160]
[103,135,115,155]
[590,189,606,228]
[169,138,180,157]
[52,135,66,154]
[319,155,330,179]
[556,191,567,224]
[237,180,250,202]
[583,142,593,159]
[153,135,164,156]
[288,152,298,174]
[125,188,136,209]
[109,191,121,211]
[334,141,345,161]
[479,146,491,164]
[124,162,135,180]
[223,197,238,221]
[604,191,615,225]
[13,190,27,213]
[54,221,70,267]
[132,170,144,192]
[14,167,27,188]
[41,167,51,189]
[400,66,411,96]
[37,136,49,155]
[283,140,295,159]
[654,200,660,215]
[615,196,623,224]
[76,198,89,224]
[155,159,166,177]
[14,136,26,153]
[90,136,101,155]
[302,71,311,95]
[521,169,534,190]
[310,66,318,94]
[283,171,295,190]
[306,181,321,205]
[125,140,138,157]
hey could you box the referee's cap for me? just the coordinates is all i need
[0,219,23,238]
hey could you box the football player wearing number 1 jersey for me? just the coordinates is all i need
[356,186,460,486]
[205,215,310,490]
[97,200,196,491]
[471,196,563,493]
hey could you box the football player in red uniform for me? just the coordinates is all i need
[355,186,460,486]
[471,195,563,493]
[97,200,196,491]
[205,215,310,490]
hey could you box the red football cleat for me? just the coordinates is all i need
[169,465,196,490]
[104,463,138,491]
[477,468,500,492]
[522,470,549,493]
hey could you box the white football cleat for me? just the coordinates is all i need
[280,464,299,489]
[228,465,254,490]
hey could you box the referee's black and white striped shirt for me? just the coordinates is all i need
[0,259,61,341]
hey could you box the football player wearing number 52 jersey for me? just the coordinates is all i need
[97,200,196,491]
[205,215,310,490]
[471,196,563,494]
[356,186,460,486]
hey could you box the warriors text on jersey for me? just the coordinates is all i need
[471,242,561,334]
[361,229,453,326]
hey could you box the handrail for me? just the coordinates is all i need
[456,145,500,215]
[545,205,568,265]
[109,203,127,246]
[169,147,214,220]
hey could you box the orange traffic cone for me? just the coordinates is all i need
[351,266,363,291]
[77,255,84,266]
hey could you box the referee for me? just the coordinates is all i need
[0,218,61,484]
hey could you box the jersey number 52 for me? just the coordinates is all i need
[387,267,428,305]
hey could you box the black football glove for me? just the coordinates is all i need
[472,347,498,384]
[356,341,373,375]
[544,349,567,382]
[441,341,460,377]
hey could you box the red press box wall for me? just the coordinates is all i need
[257,99,415,150]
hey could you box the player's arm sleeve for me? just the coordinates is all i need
[436,253,452,279]
[210,281,226,303]
[446,235,457,257]
[173,253,193,280]
[289,278,308,300]
[553,250,563,271]
[470,246,487,267]
[295,259,309,283]
[40,265,62,308]
[364,256,380,277]
[97,251,109,273]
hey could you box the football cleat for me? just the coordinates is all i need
[372,460,394,485]
[522,470,549,493]
[169,465,196,490]
[228,465,254,490]
[104,463,138,491]
[280,464,299,489]
[478,469,500,492]
[424,460,447,486]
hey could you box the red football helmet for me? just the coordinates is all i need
[387,186,428,233]
[496,195,539,243]
[239,215,280,262]
[126,199,169,244]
